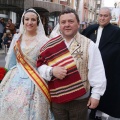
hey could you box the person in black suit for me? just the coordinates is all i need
[82,7,120,120]
[0,18,6,49]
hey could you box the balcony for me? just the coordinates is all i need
[60,1,68,5]
[96,9,100,14]
[89,6,92,11]
[97,0,101,4]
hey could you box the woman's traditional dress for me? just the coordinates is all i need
[0,34,53,120]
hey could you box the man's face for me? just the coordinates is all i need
[98,9,111,27]
[59,13,79,40]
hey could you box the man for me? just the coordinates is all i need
[6,19,16,35]
[82,7,120,120]
[0,18,5,49]
[37,8,106,120]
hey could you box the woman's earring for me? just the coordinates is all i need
[23,26,26,33]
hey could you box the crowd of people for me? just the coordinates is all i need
[0,18,16,51]
[0,7,120,120]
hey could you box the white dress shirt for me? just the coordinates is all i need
[96,26,103,47]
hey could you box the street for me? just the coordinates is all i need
[0,49,6,67]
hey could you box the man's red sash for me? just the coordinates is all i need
[38,35,86,103]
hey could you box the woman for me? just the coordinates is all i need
[0,8,53,120]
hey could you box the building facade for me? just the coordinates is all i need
[0,0,104,34]
[0,0,75,35]
[78,0,97,32]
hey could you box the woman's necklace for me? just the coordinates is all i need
[23,35,36,41]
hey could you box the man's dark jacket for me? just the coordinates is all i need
[82,23,120,118]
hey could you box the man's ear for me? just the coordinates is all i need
[110,15,112,20]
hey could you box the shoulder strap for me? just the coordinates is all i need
[14,40,51,103]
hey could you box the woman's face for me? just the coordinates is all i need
[24,12,38,33]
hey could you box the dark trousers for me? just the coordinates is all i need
[51,97,89,120]
[89,108,97,119]
[0,33,3,48]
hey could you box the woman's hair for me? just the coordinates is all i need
[59,8,80,23]
[22,9,40,25]
[8,19,12,22]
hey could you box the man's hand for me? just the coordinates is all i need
[52,66,67,80]
[87,97,99,109]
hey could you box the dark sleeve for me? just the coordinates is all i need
[81,27,89,36]
[81,25,94,38]
[82,24,98,37]
[3,37,8,44]
[114,29,120,43]
[109,28,120,43]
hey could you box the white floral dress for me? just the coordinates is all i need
[0,35,54,120]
